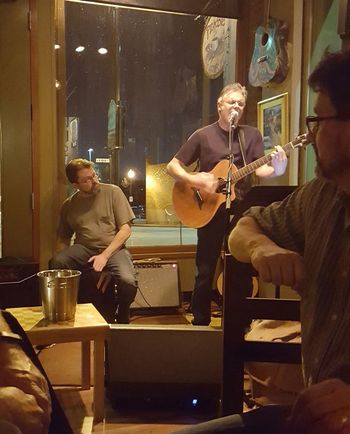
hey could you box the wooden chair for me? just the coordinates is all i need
[221,186,301,415]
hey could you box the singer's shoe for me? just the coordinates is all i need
[191,316,211,326]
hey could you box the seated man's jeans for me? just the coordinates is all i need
[49,244,137,323]
[173,405,291,434]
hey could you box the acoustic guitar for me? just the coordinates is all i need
[248,0,289,87]
[172,134,307,229]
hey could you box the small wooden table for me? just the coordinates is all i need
[7,303,109,422]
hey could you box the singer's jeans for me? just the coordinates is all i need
[191,204,230,325]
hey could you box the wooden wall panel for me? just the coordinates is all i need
[0,0,33,258]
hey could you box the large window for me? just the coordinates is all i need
[59,0,237,246]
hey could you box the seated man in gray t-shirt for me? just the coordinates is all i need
[50,158,137,324]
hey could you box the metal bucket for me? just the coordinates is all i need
[37,269,81,322]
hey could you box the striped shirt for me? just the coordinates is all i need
[246,177,350,385]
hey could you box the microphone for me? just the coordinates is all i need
[229,110,238,126]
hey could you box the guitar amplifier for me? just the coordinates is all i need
[132,261,181,309]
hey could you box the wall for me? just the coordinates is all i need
[0,0,57,267]
[236,0,303,188]
[0,0,33,258]
[304,0,342,182]
[35,0,60,269]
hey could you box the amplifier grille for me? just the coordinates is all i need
[132,261,180,309]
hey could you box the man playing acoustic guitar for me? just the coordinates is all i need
[167,83,287,325]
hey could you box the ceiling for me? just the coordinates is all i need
[88,0,241,19]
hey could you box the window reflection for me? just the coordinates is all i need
[63,0,236,246]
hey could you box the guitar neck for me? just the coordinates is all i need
[232,135,306,183]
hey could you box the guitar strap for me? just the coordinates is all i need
[238,127,247,167]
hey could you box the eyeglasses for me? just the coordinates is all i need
[77,172,98,184]
[306,115,350,134]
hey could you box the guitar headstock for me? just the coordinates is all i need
[291,133,309,149]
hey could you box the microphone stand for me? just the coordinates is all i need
[225,119,236,210]
[222,118,236,262]
[221,118,237,326]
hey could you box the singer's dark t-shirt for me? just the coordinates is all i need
[175,121,264,199]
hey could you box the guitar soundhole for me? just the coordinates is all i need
[261,32,269,46]
[217,178,227,194]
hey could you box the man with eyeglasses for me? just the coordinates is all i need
[175,51,350,434]
[167,83,287,326]
[50,158,137,324]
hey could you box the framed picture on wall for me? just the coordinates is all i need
[257,93,289,154]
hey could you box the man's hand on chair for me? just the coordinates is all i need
[250,243,305,294]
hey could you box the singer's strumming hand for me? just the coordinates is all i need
[189,172,219,194]
[271,145,288,175]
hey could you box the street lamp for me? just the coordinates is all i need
[88,148,93,161]
[127,169,135,203]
